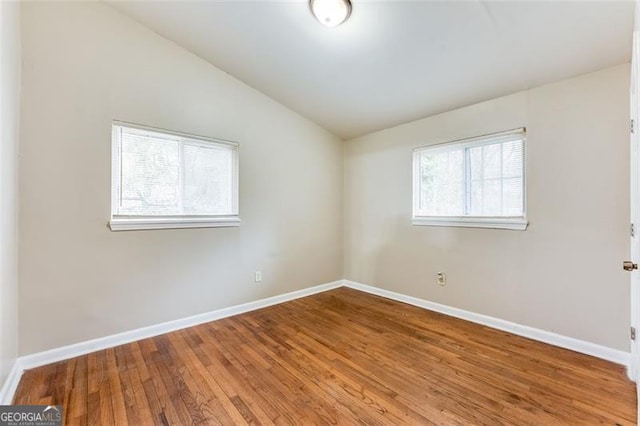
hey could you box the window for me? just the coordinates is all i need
[412,128,527,230]
[110,122,239,231]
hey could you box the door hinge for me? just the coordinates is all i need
[632,223,635,237]
[632,327,636,341]
[633,119,636,134]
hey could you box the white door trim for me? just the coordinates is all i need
[630,28,639,383]
[630,2,640,422]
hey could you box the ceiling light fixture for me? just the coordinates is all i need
[310,0,352,27]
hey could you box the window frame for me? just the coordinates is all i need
[109,121,240,231]
[412,128,528,231]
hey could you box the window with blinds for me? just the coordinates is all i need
[412,129,527,230]
[110,122,239,231]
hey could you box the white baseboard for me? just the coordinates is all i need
[3,278,631,405]
[0,359,23,405]
[19,280,343,372]
[344,280,630,367]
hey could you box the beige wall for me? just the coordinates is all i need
[17,2,632,357]
[19,2,343,355]
[0,1,21,387]
[344,64,631,351]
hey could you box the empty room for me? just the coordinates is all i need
[1,0,639,424]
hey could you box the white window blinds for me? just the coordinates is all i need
[413,129,525,222]
[112,123,238,223]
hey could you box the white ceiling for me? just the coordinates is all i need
[109,1,634,140]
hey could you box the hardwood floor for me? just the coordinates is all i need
[14,287,636,425]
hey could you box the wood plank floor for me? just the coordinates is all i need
[14,287,636,425]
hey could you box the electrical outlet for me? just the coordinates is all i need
[255,271,262,283]
[437,272,446,286]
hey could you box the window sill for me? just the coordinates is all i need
[412,216,528,230]
[109,216,241,231]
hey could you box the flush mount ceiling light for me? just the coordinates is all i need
[310,0,352,27]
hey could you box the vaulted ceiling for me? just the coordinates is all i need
[109,1,634,139]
